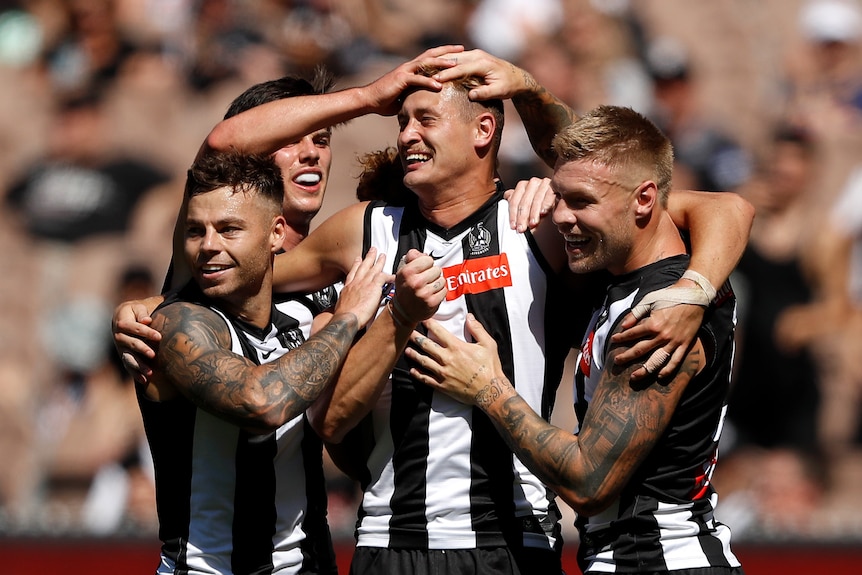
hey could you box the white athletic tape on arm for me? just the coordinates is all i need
[681,269,717,302]
[630,286,711,321]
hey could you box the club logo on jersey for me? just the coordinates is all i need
[313,285,336,309]
[276,328,306,351]
[468,222,491,256]
[442,253,511,300]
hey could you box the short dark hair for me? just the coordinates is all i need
[223,66,335,119]
[185,151,284,213]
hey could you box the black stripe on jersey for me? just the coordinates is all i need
[136,388,198,573]
[230,316,279,574]
[233,430,278,574]
[380,201,434,548]
[300,416,338,574]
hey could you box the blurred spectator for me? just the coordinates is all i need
[727,124,836,454]
[785,0,862,134]
[39,0,140,94]
[644,35,753,191]
[351,0,470,59]
[466,0,563,62]
[31,264,156,534]
[818,165,862,452]
[713,447,830,541]
[4,89,170,244]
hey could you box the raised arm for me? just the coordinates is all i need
[197,45,464,162]
[666,190,755,290]
[407,314,702,515]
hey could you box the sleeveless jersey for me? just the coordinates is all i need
[138,282,339,575]
[354,190,574,551]
[573,255,742,573]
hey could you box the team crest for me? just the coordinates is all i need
[278,328,306,351]
[313,285,336,309]
[468,222,491,256]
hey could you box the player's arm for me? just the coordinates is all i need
[148,250,388,434]
[272,201,368,293]
[148,302,361,434]
[407,314,702,515]
[611,191,754,379]
[309,249,446,443]
[196,45,464,162]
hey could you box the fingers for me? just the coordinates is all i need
[505,178,551,232]
[121,352,153,385]
[642,348,670,375]
[416,44,465,60]
[464,313,493,346]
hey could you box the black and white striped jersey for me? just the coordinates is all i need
[138,282,338,575]
[354,190,574,552]
[573,255,743,573]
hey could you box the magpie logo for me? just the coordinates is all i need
[468,223,491,256]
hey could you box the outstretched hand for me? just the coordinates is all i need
[405,313,509,407]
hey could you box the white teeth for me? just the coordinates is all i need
[294,173,321,185]
[406,154,430,163]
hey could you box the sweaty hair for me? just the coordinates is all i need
[185,151,284,215]
[415,64,505,154]
[223,66,335,119]
[552,105,674,205]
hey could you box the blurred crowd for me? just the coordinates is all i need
[1,0,862,545]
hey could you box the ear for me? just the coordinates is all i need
[633,180,658,220]
[474,112,496,149]
[271,215,287,254]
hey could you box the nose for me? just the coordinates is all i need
[398,118,419,147]
[201,227,221,252]
[551,197,573,228]
[297,135,320,163]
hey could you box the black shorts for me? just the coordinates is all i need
[349,546,565,575]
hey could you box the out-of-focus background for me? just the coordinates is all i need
[1,0,862,573]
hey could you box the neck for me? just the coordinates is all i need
[221,275,274,329]
[417,180,498,229]
[281,225,309,252]
[617,212,686,274]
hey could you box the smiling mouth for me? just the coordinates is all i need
[404,152,431,166]
[293,172,322,186]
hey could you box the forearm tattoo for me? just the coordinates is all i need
[512,69,577,167]
[474,374,509,409]
[485,345,703,504]
[157,304,359,428]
